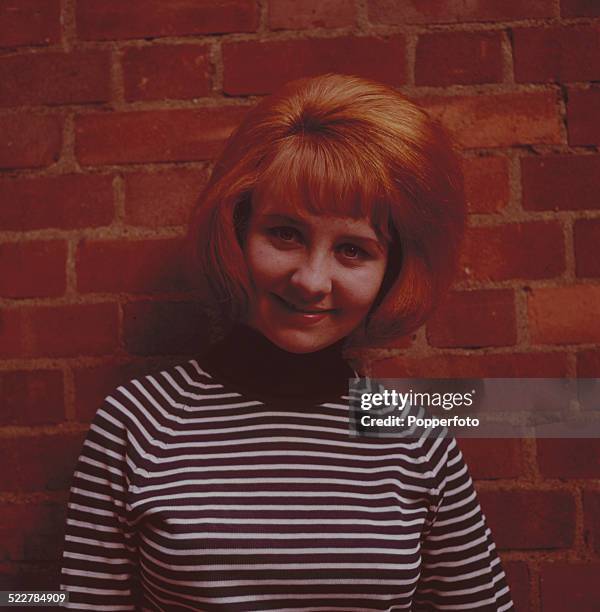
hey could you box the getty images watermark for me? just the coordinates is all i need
[348,378,600,438]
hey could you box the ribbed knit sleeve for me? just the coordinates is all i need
[60,397,139,610]
[413,438,514,611]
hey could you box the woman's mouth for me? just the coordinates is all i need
[271,294,336,321]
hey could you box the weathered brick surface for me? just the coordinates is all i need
[521,155,600,211]
[538,439,600,478]
[371,352,569,378]
[269,0,356,29]
[478,489,576,549]
[0,303,119,358]
[0,370,64,425]
[503,561,531,612]
[416,31,503,86]
[124,169,207,227]
[462,156,509,214]
[528,285,600,344]
[575,218,600,277]
[0,0,60,48]
[123,45,211,102]
[77,238,187,294]
[567,88,600,145]
[0,174,114,230]
[0,241,66,298]
[223,36,406,95]
[540,563,600,611]
[77,0,258,40]
[0,433,85,491]
[583,490,600,554]
[368,0,555,23]
[458,439,524,479]
[0,51,110,106]
[423,92,562,148]
[577,349,600,376]
[0,114,61,168]
[426,290,517,348]
[75,107,248,165]
[561,0,600,17]
[514,25,600,83]
[459,222,565,282]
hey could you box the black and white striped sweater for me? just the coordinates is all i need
[61,328,513,611]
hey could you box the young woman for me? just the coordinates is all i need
[61,74,513,611]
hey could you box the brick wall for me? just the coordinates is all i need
[1,0,599,608]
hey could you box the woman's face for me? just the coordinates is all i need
[244,197,389,353]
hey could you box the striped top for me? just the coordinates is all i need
[61,332,513,611]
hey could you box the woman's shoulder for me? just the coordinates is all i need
[95,358,244,426]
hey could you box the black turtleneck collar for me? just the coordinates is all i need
[202,325,355,402]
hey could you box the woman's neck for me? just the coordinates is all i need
[203,324,355,400]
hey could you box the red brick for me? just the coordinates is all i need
[123,300,211,355]
[416,31,503,86]
[269,0,356,29]
[458,438,524,479]
[0,433,84,491]
[575,219,600,277]
[0,303,118,358]
[459,221,565,282]
[0,174,113,230]
[0,370,64,425]
[0,502,64,560]
[462,156,509,214]
[521,155,600,211]
[568,88,600,146]
[77,238,186,294]
[124,168,207,227]
[503,561,531,612]
[427,290,517,348]
[583,490,600,554]
[371,352,569,378]
[75,107,247,166]
[538,439,600,478]
[423,92,561,148]
[528,285,600,345]
[0,0,60,48]
[478,489,575,549]
[561,0,600,17]
[0,51,110,106]
[0,240,66,298]
[368,0,555,24]
[541,563,600,611]
[77,0,257,41]
[578,350,600,376]
[123,45,211,102]
[514,26,600,84]
[0,114,61,169]
[223,36,406,95]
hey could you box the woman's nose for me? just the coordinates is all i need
[289,257,333,299]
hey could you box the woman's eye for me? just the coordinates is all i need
[270,226,300,242]
[339,244,367,259]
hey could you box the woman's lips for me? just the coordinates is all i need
[271,294,336,321]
